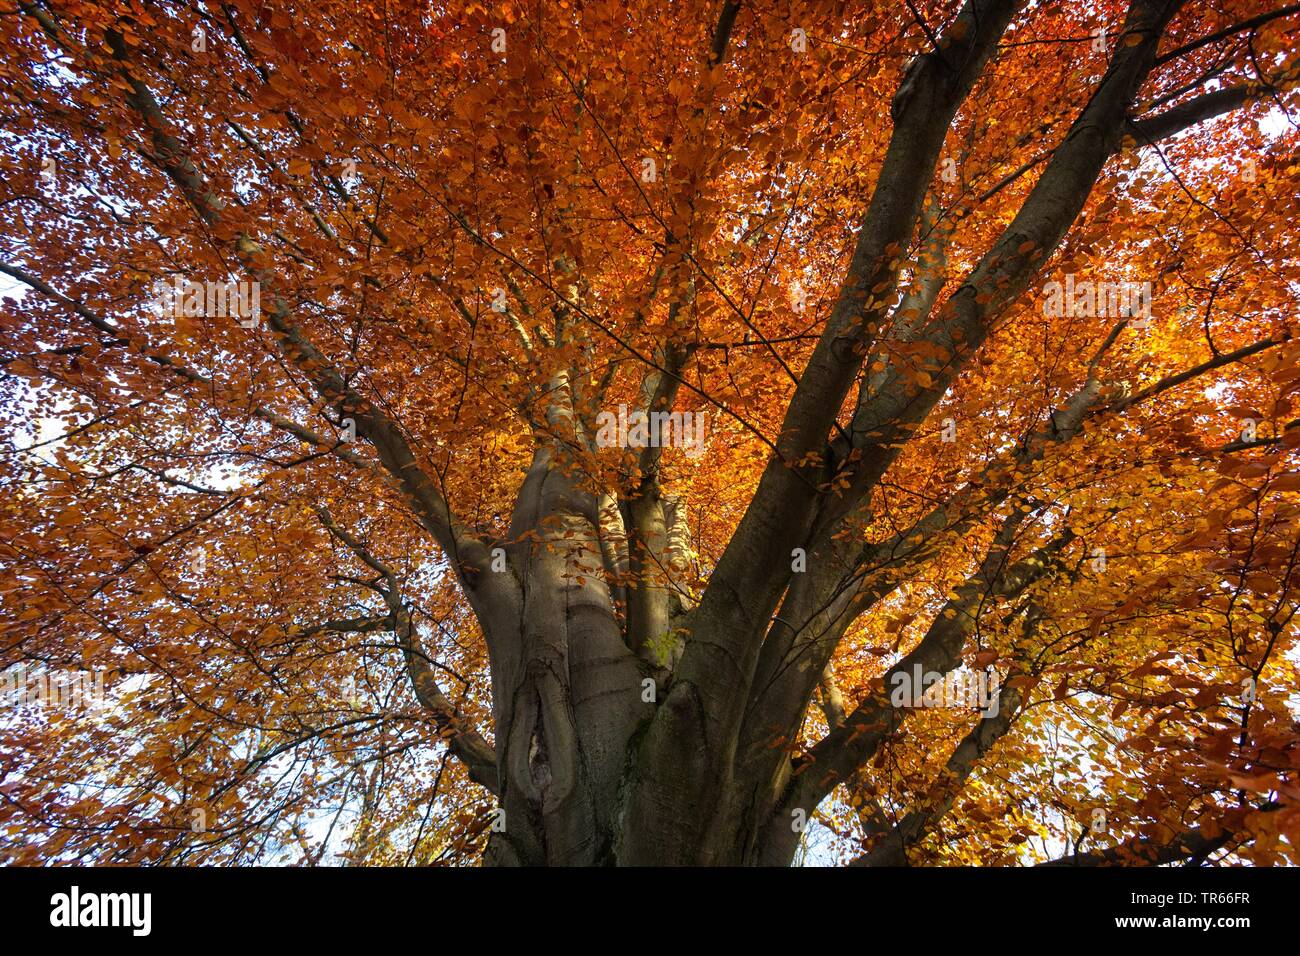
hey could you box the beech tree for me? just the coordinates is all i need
[2,0,1299,867]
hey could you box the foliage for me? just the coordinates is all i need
[1,0,1298,866]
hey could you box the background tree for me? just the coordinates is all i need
[1,0,1298,866]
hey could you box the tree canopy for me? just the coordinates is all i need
[1,0,1299,866]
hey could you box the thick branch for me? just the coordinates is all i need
[1130,83,1258,142]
